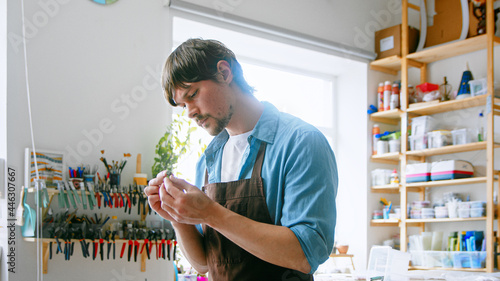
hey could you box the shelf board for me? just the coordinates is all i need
[370,35,500,73]
[371,184,400,193]
[409,266,487,272]
[369,55,401,75]
[406,177,488,189]
[369,109,402,125]
[371,152,400,164]
[407,35,500,64]
[406,142,500,157]
[407,95,500,116]
[370,219,399,227]
[407,217,486,226]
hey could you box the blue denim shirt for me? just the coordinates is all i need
[195,102,338,273]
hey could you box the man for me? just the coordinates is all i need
[144,38,338,280]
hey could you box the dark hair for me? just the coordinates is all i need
[162,38,254,106]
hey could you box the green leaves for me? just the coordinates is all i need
[151,113,198,177]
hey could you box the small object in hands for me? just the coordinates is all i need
[337,244,349,254]
[133,153,148,186]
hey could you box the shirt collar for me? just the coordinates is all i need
[204,101,279,156]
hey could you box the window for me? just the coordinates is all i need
[172,17,339,184]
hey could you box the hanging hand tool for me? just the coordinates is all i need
[120,232,128,259]
[105,230,111,260]
[134,229,140,262]
[86,182,98,207]
[63,182,77,209]
[56,182,67,209]
[99,230,104,261]
[111,231,117,260]
[127,230,133,262]
[80,182,88,210]
[95,191,101,209]
[68,180,82,205]
[54,226,63,255]
[160,229,166,260]
[140,229,150,260]
[48,227,55,260]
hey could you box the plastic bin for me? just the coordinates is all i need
[372,169,393,186]
[411,116,436,136]
[427,130,452,148]
[367,246,411,281]
[410,251,486,269]
[408,134,427,151]
[451,128,474,145]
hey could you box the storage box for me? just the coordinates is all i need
[451,128,474,145]
[408,134,427,151]
[367,246,411,281]
[411,116,436,136]
[430,160,474,181]
[406,163,431,182]
[410,251,486,269]
[427,130,452,148]
[371,169,393,186]
[375,24,419,59]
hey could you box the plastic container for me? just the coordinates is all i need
[372,169,393,186]
[458,208,470,218]
[451,128,473,145]
[377,140,389,155]
[427,130,452,148]
[410,251,486,269]
[434,206,448,218]
[469,201,484,208]
[388,139,401,153]
[408,134,427,151]
[373,210,383,219]
[458,202,471,209]
[411,115,436,136]
[421,208,435,219]
[373,124,380,155]
[367,246,411,281]
[469,78,487,96]
[470,207,484,217]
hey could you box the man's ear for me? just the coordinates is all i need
[216,60,233,84]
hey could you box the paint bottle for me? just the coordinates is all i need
[477,111,485,141]
[377,82,384,111]
[372,124,380,155]
[390,83,400,110]
[383,81,392,111]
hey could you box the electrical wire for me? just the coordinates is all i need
[20,0,42,280]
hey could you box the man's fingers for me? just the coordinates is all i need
[163,177,187,198]
[143,185,159,196]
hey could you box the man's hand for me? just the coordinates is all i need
[159,175,215,225]
[144,171,177,222]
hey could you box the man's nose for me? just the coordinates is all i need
[186,104,198,119]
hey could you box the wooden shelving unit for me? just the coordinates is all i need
[369,0,499,273]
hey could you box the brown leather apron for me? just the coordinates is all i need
[202,142,314,281]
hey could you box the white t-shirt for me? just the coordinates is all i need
[221,131,252,182]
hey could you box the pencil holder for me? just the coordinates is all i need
[110,173,121,186]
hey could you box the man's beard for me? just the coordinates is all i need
[200,105,234,136]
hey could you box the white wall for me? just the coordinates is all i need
[5,0,398,280]
[7,0,174,280]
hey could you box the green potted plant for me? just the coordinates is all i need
[151,111,199,177]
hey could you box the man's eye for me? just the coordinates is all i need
[190,91,198,99]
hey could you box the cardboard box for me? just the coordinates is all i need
[375,24,420,59]
[426,0,483,48]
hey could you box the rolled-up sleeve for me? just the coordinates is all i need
[280,131,338,273]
